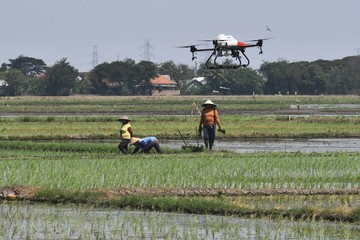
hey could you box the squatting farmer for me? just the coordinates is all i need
[130,136,163,154]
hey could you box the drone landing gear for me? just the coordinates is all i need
[205,49,250,69]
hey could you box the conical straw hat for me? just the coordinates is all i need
[130,137,140,145]
[202,99,216,107]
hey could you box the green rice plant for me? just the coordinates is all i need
[0,142,359,190]
[2,115,360,140]
[2,95,360,114]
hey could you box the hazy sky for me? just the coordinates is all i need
[1,0,359,72]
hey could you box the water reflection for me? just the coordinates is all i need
[162,138,360,153]
[1,203,359,239]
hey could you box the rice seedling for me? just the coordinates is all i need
[2,115,360,140]
[0,142,359,190]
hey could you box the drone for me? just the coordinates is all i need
[179,34,270,69]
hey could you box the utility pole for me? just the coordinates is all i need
[92,45,98,68]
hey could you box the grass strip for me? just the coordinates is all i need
[28,188,360,223]
[2,115,360,140]
[2,95,360,113]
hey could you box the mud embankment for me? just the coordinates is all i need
[1,186,359,200]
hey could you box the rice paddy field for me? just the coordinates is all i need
[1,95,360,239]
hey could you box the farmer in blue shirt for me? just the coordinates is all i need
[130,136,163,154]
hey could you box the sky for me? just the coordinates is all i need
[1,0,359,72]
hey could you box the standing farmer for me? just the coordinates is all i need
[198,100,223,150]
[117,115,133,154]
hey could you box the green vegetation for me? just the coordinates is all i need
[1,95,360,227]
[1,141,359,190]
[3,55,360,96]
[1,141,359,223]
[260,57,360,95]
[1,95,360,113]
[1,114,360,140]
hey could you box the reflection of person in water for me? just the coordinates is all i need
[198,99,222,150]
[130,136,163,154]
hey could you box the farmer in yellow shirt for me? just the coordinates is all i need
[117,115,133,154]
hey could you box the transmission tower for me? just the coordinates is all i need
[142,40,154,61]
[92,45,98,67]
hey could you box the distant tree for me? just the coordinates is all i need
[0,63,7,72]
[157,61,178,78]
[88,59,136,95]
[176,63,195,80]
[157,61,195,82]
[8,55,47,77]
[337,56,360,94]
[196,61,264,95]
[134,61,158,95]
[260,61,290,94]
[221,68,265,95]
[260,56,360,95]
[44,58,78,96]
[4,69,28,95]
[73,74,92,94]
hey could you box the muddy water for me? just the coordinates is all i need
[162,138,360,153]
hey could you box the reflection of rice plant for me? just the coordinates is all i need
[1,203,359,239]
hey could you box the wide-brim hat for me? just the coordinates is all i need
[130,137,140,145]
[202,99,216,107]
[118,115,131,122]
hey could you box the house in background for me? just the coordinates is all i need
[0,79,8,95]
[150,75,179,96]
[179,77,207,94]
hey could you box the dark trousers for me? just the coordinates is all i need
[144,139,162,154]
[203,125,216,150]
[118,139,130,154]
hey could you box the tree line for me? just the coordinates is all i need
[1,55,359,96]
[260,56,360,95]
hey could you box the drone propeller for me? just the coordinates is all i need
[245,37,272,42]
[197,39,226,41]
[176,45,194,48]
[176,44,204,48]
[197,39,213,42]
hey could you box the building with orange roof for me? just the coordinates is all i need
[150,75,179,96]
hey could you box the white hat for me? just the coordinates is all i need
[202,99,216,107]
[118,115,131,122]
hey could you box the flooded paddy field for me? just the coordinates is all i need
[1,203,359,240]
[162,138,360,153]
[1,97,360,239]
